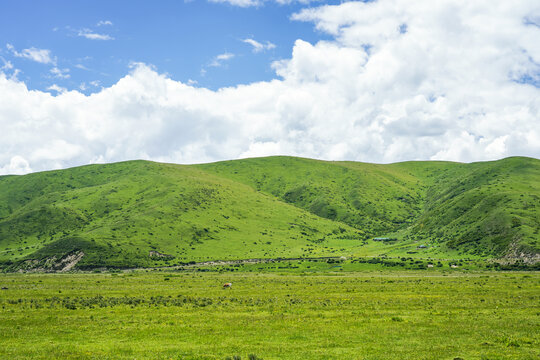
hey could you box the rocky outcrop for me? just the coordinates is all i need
[14,251,85,272]
[503,238,539,264]
[149,250,174,258]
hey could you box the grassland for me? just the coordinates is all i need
[1,157,537,360]
[1,270,538,359]
[0,156,538,270]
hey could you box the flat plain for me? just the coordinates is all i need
[1,269,538,360]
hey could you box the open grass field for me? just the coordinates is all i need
[1,270,538,359]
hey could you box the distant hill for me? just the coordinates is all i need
[0,156,538,270]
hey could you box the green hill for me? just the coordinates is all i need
[0,156,538,270]
[403,157,540,257]
[197,157,456,236]
[0,161,367,270]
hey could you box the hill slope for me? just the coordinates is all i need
[197,157,456,236]
[404,157,540,258]
[199,157,539,259]
[0,161,366,269]
[0,156,538,270]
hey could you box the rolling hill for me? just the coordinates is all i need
[0,156,538,270]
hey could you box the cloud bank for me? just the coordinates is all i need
[1,0,539,174]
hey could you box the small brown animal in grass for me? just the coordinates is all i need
[223,282,232,289]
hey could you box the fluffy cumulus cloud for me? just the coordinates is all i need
[1,0,539,175]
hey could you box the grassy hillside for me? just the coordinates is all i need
[0,156,538,270]
[199,156,540,259]
[197,156,433,236]
[0,161,366,269]
[402,157,540,257]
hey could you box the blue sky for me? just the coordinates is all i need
[0,0,539,174]
[0,0,342,92]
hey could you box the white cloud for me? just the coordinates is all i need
[209,0,318,7]
[209,0,262,7]
[216,53,234,61]
[1,57,13,70]
[209,52,235,67]
[7,44,55,64]
[77,29,114,40]
[242,38,276,53]
[97,20,113,26]
[31,139,83,162]
[0,0,539,175]
[50,67,70,79]
[46,84,67,93]
[0,156,32,175]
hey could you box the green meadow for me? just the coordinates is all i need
[1,270,538,360]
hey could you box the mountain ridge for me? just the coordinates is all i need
[0,156,538,270]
